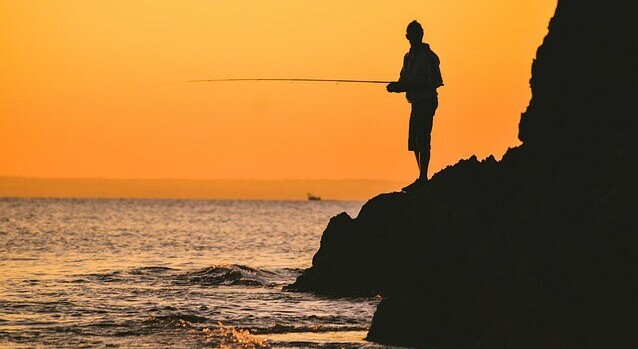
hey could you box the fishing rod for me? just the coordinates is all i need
[188,78,392,84]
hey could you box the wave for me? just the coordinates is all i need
[80,264,285,287]
[172,264,276,287]
[214,322,270,348]
[129,266,175,274]
[140,318,269,347]
[142,314,210,328]
[84,271,124,283]
[248,323,369,335]
[140,315,366,335]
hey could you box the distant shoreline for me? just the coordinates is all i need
[0,177,404,201]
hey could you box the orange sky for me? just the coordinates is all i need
[0,1,557,181]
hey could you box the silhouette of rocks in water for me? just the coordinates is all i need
[285,0,636,347]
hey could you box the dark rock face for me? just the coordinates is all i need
[286,0,636,348]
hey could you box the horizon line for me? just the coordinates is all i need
[0,176,407,201]
[0,176,405,183]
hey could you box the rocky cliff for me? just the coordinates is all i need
[286,0,636,348]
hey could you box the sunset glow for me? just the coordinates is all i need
[1,1,557,185]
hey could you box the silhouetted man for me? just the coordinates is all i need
[387,20,443,192]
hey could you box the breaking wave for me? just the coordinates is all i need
[82,264,292,287]
[173,264,277,287]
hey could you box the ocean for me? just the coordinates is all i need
[0,198,392,348]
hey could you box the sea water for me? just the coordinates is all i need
[0,198,393,348]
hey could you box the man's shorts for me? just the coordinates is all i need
[408,97,438,152]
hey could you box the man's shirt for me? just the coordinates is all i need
[399,42,443,103]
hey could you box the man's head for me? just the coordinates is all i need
[406,20,424,46]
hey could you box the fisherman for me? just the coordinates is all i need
[387,20,443,192]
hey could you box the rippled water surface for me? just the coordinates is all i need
[0,198,390,348]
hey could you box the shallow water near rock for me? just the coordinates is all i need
[0,198,392,348]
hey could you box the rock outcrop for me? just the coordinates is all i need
[286,0,636,348]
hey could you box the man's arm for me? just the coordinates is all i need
[387,79,435,93]
[386,81,406,93]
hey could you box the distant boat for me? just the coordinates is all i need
[307,193,321,201]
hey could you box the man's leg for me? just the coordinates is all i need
[403,99,435,192]
[402,151,422,192]
[419,97,437,181]
[403,150,427,192]
[418,149,430,180]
